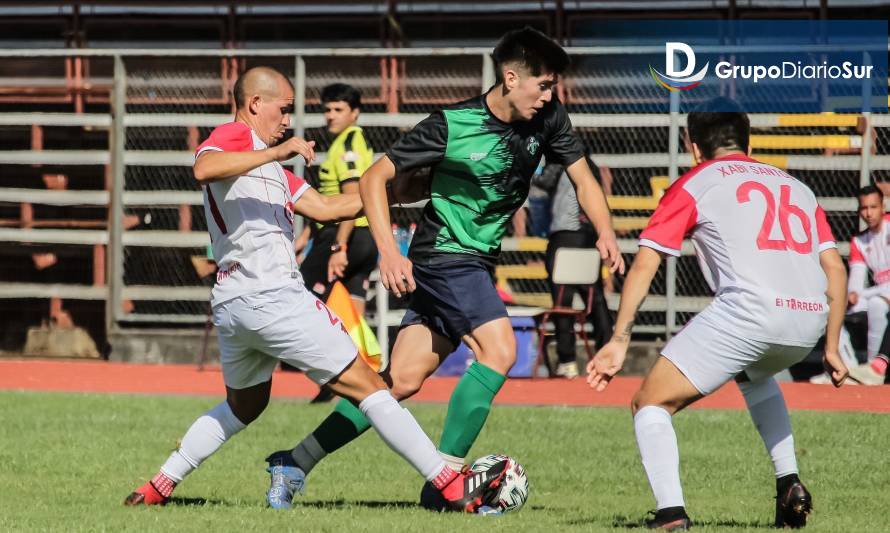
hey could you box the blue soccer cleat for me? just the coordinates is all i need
[265,450,306,509]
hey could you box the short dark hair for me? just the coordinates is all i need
[233,75,248,109]
[491,27,570,82]
[321,83,361,110]
[686,97,750,160]
[858,184,883,200]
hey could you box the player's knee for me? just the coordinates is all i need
[475,344,516,374]
[227,395,268,425]
[630,391,644,415]
[631,390,678,416]
[225,381,271,425]
[867,295,889,318]
[389,375,423,400]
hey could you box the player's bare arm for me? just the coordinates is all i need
[565,157,625,274]
[359,155,416,297]
[293,187,362,223]
[820,247,850,387]
[193,136,316,184]
[587,246,661,391]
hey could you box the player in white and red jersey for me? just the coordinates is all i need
[588,98,849,530]
[124,67,507,512]
[845,185,890,384]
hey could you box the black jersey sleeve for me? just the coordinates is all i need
[385,111,448,172]
[543,100,586,167]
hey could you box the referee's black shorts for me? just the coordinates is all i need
[300,225,377,301]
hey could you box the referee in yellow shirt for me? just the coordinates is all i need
[300,83,376,317]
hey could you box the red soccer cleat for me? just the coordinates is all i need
[124,480,169,506]
[438,461,508,513]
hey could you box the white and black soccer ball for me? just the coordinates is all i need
[470,454,529,513]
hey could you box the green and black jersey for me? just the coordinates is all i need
[386,93,585,264]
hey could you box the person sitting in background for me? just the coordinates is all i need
[846,184,890,385]
[533,162,613,378]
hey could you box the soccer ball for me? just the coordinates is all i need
[470,454,529,513]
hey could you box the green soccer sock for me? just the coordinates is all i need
[314,398,372,453]
[293,398,372,473]
[438,361,507,462]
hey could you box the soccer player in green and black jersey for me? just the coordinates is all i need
[265,27,625,509]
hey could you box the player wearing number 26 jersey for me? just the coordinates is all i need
[588,97,849,530]
[640,152,836,347]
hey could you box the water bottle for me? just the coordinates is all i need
[398,227,410,256]
[392,224,409,256]
[408,223,417,245]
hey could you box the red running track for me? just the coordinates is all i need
[1,359,889,413]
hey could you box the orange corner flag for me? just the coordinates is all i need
[326,281,384,372]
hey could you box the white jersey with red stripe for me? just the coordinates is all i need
[195,122,310,307]
[847,215,890,298]
[640,154,836,346]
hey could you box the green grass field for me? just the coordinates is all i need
[1,390,886,532]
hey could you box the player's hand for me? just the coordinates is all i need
[822,349,849,387]
[378,251,415,298]
[596,230,625,275]
[272,137,316,165]
[847,292,859,307]
[586,340,628,392]
[328,251,348,282]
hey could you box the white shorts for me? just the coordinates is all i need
[662,310,815,395]
[213,283,359,390]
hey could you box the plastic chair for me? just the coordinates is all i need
[534,248,601,378]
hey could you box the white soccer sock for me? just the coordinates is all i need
[866,297,889,360]
[438,452,465,471]
[359,390,446,482]
[838,326,859,368]
[634,405,684,510]
[159,401,247,482]
[291,434,327,474]
[738,377,798,478]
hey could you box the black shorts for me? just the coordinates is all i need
[400,258,508,347]
[301,225,377,300]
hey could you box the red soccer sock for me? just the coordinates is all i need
[871,356,888,376]
[150,471,177,499]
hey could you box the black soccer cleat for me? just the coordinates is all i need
[646,507,692,531]
[419,480,448,512]
[775,476,812,528]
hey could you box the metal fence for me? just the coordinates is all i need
[1,46,889,355]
